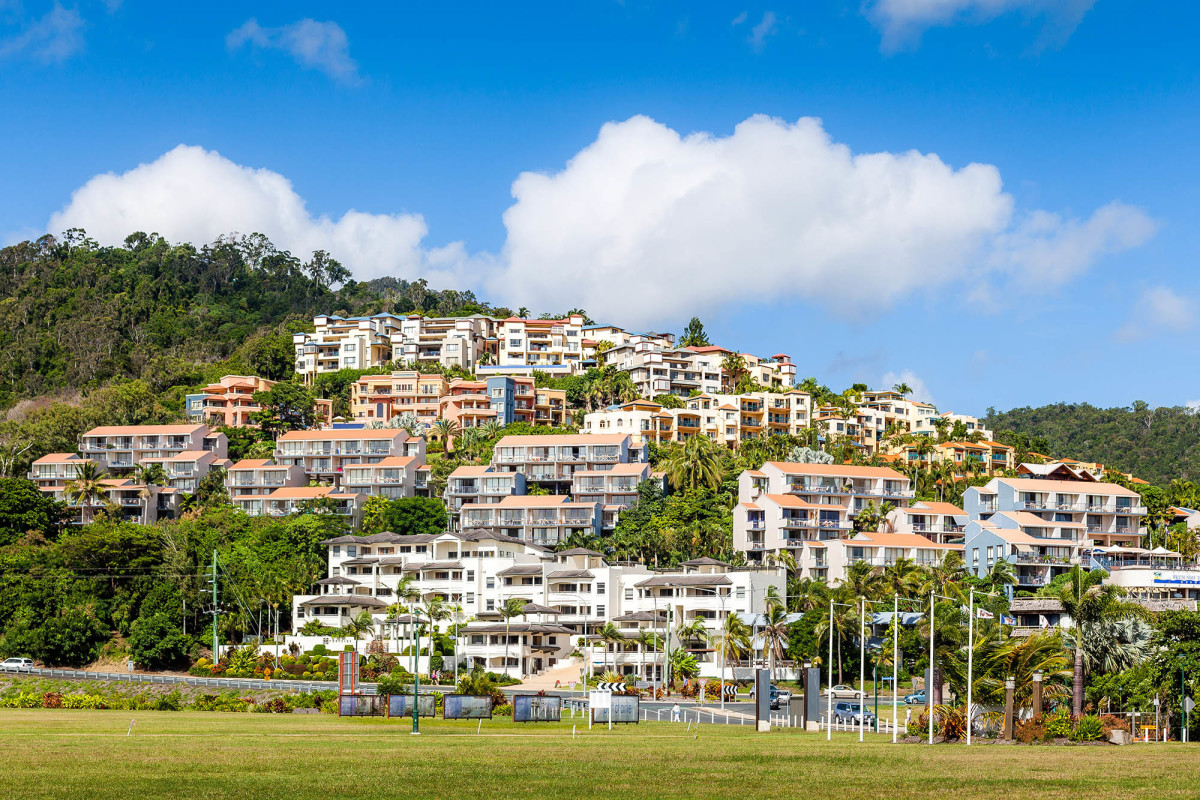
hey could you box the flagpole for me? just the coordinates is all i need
[966,588,974,746]
[892,595,898,744]
[928,590,934,746]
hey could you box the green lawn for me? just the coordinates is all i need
[1,709,1194,799]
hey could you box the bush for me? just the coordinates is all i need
[493,703,513,716]
[907,713,926,738]
[42,692,63,709]
[1099,714,1129,736]
[1015,714,1046,744]
[1072,715,1105,742]
[1044,712,1074,740]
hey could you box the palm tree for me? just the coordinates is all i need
[707,614,751,686]
[983,558,1017,593]
[892,382,913,398]
[881,557,923,598]
[344,610,376,655]
[480,419,503,440]
[842,561,882,601]
[1055,565,1148,715]
[636,629,658,683]
[675,618,708,650]
[421,595,449,674]
[919,551,967,602]
[760,599,790,681]
[433,419,460,452]
[498,598,528,677]
[597,621,626,673]
[65,460,108,524]
[663,435,722,492]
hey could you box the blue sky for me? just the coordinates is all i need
[1,1,1196,416]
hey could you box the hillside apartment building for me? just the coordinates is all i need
[292,531,784,679]
[581,391,812,447]
[29,424,230,525]
[186,375,334,429]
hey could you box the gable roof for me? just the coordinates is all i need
[763,462,908,480]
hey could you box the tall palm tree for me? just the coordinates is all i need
[1055,565,1148,715]
[790,577,830,613]
[480,419,503,440]
[433,419,460,452]
[919,551,967,602]
[881,556,923,598]
[760,599,790,681]
[65,460,108,524]
[344,610,376,655]
[983,558,1017,592]
[498,597,528,677]
[636,629,658,682]
[421,595,449,674]
[707,614,751,685]
[664,435,722,492]
[595,621,626,673]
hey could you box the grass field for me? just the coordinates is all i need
[2,710,1195,799]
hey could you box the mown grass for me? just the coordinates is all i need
[1,709,1194,799]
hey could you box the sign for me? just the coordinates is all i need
[595,681,626,692]
[593,694,639,724]
[754,668,770,732]
[514,694,562,722]
[1185,696,1195,714]
[722,685,738,700]
[338,652,358,696]
[339,694,385,717]
[387,694,436,718]
[589,690,612,710]
[444,694,493,720]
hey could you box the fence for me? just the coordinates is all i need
[20,666,374,695]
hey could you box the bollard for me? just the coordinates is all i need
[1003,677,1016,740]
[1031,671,1043,718]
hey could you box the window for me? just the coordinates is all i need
[597,605,605,617]
[596,582,606,594]
[467,570,475,581]
[347,546,357,558]
[510,339,521,348]
[986,546,994,564]
[486,577,495,589]
[486,599,495,611]
[466,592,475,603]
[736,586,746,599]
[972,549,980,568]
[624,588,633,601]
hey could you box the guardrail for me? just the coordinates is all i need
[18,667,376,695]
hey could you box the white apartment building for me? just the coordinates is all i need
[887,501,969,544]
[392,315,497,371]
[480,314,588,378]
[489,433,645,491]
[293,314,402,383]
[742,353,797,390]
[858,390,939,434]
[458,496,601,546]
[292,532,783,679]
[582,325,675,349]
[226,459,307,498]
[789,532,963,583]
[596,338,723,398]
[733,462,914,564]
[273,429,426,486]
[78,424,228,472]
[912,411,995,441]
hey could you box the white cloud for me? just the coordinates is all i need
[227,18,359,84]
[47,145,454,282]
[731,11,749,26]
[866,0,1096,50]
[0,2,85,64]
[1114,286,1195,343]
[45,116,1156,330]
[881,370,934,405]
[1186,400,1200,414]
[747,11,777,51]
[487,114,1152,327]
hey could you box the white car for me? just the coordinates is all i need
[1,657,33,673]
[825,684,863,699]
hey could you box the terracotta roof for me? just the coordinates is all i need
[448,465,494,477]
[346,456,417,468]
[763,462,908,480]
[994,477,1139,497]
[277,429,404,441]
[84,424,206,436]
[494,433,630,446]
[999,511,1087,529]
[987,528,1046,545]
[228,459,274,469]
[267,487,360,499]
[32,453,84,463]
[761,493,819,509]
[846,532,961,549]
[908,501,967,516]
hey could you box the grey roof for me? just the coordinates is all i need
[635,574,732,588]
[340,558,380,567]
[1009,598,1064,613]
[402,561,464,572]
[547,569,594,579]
[517,603,561,615]
[680,557,731,567]
[613,610,666,622]
[299,595,387,608]
[459,528,551,550]
[315,576,359,586]
[462,622,574,635]
[557,547,604,556]
[496,565,544,577]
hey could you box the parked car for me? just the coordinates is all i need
[825,684,862,699]
[1,657,33,673]
[832,701,876,726]
[750,684,793,710]
[904,690,927,705]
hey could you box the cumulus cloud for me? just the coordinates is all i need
[227,18,359,84]
[487,114,1152,326]
[0,2,85,64]
[881,370,935,405]
[47,145,457,282]
[748,11,777,51]
[1114,286,1195,343]
[866,0,1096,50]
[45,116,1155,329]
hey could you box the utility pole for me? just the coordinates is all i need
[210,549,219,659]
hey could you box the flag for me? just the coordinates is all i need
[1039,614,1051,629]
[976,608,994,620]
[1000,614,1017,625]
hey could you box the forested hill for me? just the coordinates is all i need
[985,402,1200,487]
[0,230,495,407]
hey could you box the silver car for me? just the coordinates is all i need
[832,700,875,725]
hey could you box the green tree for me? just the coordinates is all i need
[250,381,317,437]
[65,461,108,524]
[372,497,448,536]
[678,317,711,348]
[0,478,67,546]
[129,611,191,670]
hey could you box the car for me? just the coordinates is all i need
[825,684,863,699]
[751,683,793,710]
[832,700,876,726]
[904,690,927,705]
[1,657,33,673]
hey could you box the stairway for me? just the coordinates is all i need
[519,658,584,690]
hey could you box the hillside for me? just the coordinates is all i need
[985,401,1200,487]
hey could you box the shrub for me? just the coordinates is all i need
[907,713,926,738]
[493,703,513,716]
[42,692,63,709]
[1015,714,1046,744]
[62,694,108,710]
[1044,712,1074,740]
[1072,715,1105,742]
[1099,714,1129,736]
[155,691,183,712]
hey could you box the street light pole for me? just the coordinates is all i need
[928,590,935,746]
[859,597,865,743]
[966,587,975,746]
[892,595,898,743]
[827,596,833,742]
